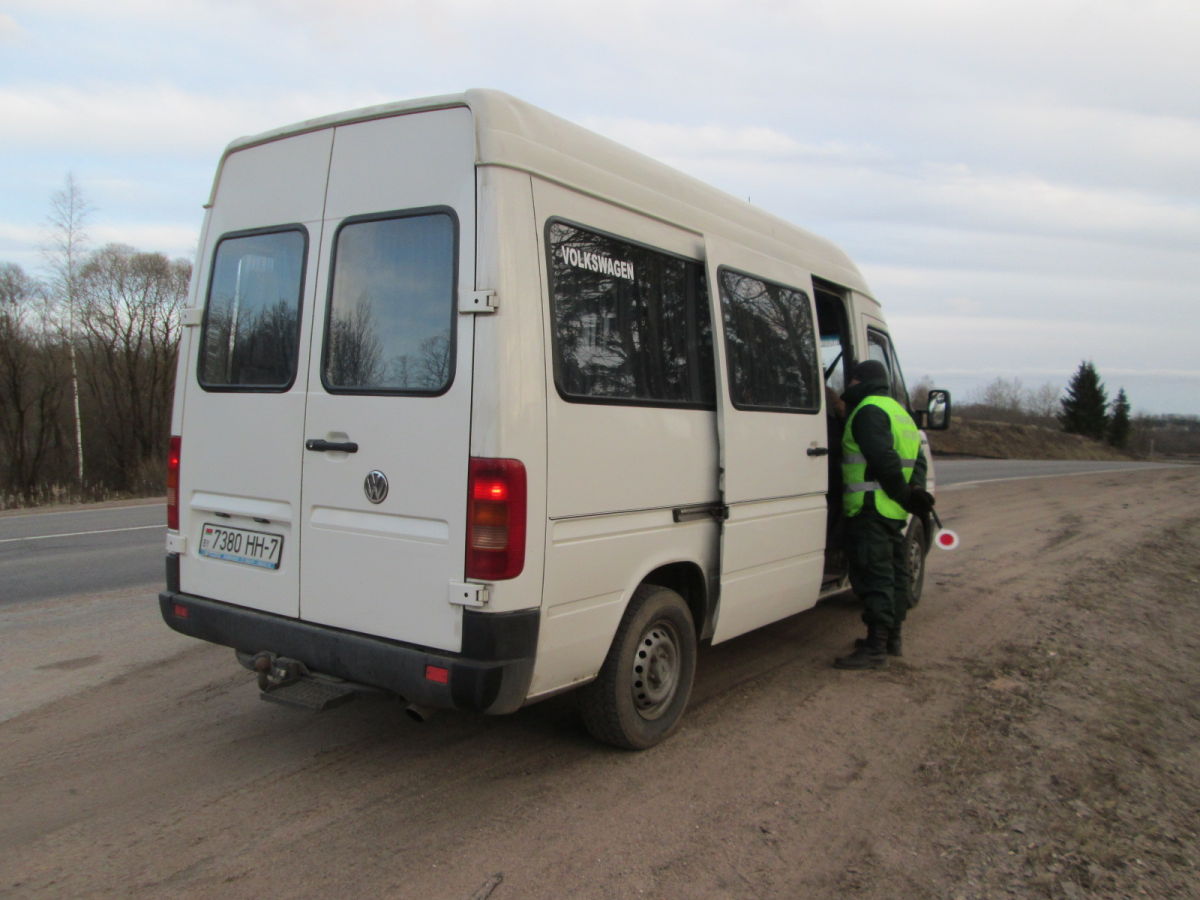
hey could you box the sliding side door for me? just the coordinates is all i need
[705,238,829,643]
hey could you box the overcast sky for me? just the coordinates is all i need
[2,0,1197,414]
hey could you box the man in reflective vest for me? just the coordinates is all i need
[834,360,935,669]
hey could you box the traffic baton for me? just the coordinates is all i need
[930,507,959,550]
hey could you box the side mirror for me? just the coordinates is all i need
[925,389,951,431]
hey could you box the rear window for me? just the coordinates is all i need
[199,228,307,390]
[547,220,714,408]
[322,210,457,394]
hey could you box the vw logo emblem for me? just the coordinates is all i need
[363,470,389,504]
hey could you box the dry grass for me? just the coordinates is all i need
[930,418,1133,461]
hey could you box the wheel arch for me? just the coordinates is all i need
[641,560,710,641]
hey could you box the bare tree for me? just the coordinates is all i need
[1026,383,1062,420]
[975,376,1025,416]
[908,376,934,412]
[43,173,92,486]
[76,244,189,491]
[0,264,68,502]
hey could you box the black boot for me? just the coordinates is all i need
[854,623,902,657]
[836,625,888,669]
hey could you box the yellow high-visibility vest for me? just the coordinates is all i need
[842,395,921,519]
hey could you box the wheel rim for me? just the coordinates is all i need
[630,618,681,720]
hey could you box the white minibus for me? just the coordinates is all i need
[160,90,951,749]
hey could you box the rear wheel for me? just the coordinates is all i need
[905,516,928,607]
[578,584,697,750]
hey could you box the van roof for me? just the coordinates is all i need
[217,89,872,297]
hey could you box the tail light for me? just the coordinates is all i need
[167,435,181,531]
[466,457,526,580]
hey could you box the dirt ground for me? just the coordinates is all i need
[2,467,1198,899]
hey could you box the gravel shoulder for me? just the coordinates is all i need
[2,468,1197,898]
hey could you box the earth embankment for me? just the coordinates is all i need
[931,418,1132,461]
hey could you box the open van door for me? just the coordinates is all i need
[704,238,829,643]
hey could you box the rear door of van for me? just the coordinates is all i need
[180,107,475,654]
[178,130,332,620]
[298,109,475,652]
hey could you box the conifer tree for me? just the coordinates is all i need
[1058,360,1109,440]
[1107,387,1131,449]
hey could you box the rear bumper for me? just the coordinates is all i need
[160,582,538,715]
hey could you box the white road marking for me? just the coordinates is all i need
[0,501,164,519]
[0,525,165,544]
[939,462,1184,491]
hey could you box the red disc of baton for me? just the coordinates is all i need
[934,529,960,550]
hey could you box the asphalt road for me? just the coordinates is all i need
[0,459,1186,607]
[0,503,165,607]
[933,457,1183,489]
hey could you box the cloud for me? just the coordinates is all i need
[575,116,1200,258]
[583,117,889,165]
[0,222,42,244]
[0,218,197,272]
[88,223,198,260]
[886,312,1192,392]
[1,0,1197,415]
[0,13,23,41]
[0,83,392,157]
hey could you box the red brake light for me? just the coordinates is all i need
[473,480,509,501]
[167,436,182,531]
[466,457,527,580]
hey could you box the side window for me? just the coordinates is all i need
[199,228,306,390]
[718,268,820,412]
[548,221,714,407]
[323,211,456,394]
[867,329,910,408]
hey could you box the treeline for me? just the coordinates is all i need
[928,376,1063,426]
[915,362,1200,458]
[1129,413,1200,458]
[1,179,189,506]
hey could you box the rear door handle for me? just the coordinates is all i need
[807,446,830,457]
[306,439,359,453]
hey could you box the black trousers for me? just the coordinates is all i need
[845,512,911,630]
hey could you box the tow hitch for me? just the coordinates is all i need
[252,652,306,690]
[237,651,361,711]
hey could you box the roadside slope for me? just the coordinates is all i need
[930,418,1132,461]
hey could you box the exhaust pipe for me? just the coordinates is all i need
[405,702,436,723]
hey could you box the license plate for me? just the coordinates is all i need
[199,523,283,569]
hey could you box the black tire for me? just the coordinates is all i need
[905,516,928,608]
[578,584,697,750]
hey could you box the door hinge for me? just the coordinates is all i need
[180,308,203,327]
[449,582,490,608]
[459,289,498,314]
[166,532,187,554]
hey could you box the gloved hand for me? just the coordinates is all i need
[905,488,935,517]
